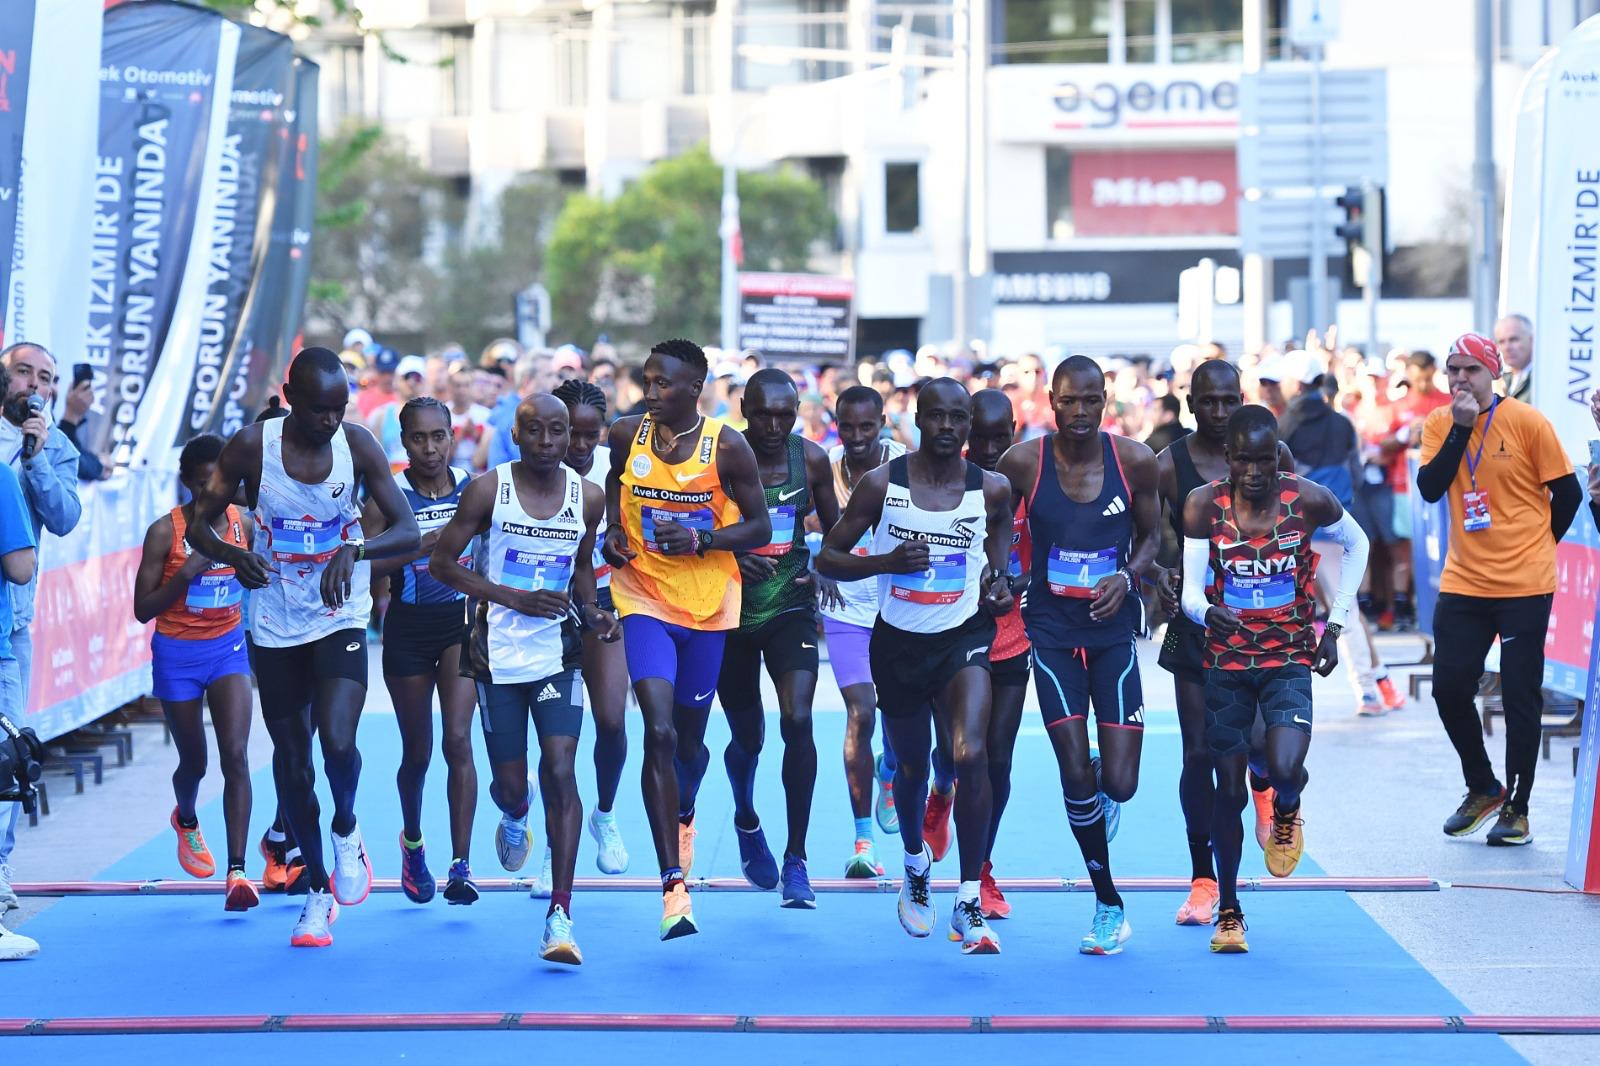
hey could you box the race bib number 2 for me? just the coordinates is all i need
[890,551,966,605]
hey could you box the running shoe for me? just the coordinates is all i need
[897,862,935,938]
[737,823,780,890]
[1356,696,1387,717]
[224,870,261,913]
[540,904,583,966]
[844,839,884,879]
[259,833,288,892]
[1091,755,1120,843]
[979,860,1010,920]
[781,855,816,910]
[1175,877,1219,926]
[496,808,532,872]
[1486,803,1532,847]
[949,896,1000,954]
[0,920,38,961]
[330,825,372,906]
[170,808,216,879]
[1443,787,1507,837]
[443,860,480,905]
[659,883,698,941]
[0,863,17,911]
[400,835,435,904]
[678,815,697,879]
[874,754,899,834]
[528,847,554,899]
[290,889,338,948]
[923,786,955,862]
[1210,908,1249,953]
[1376,676,1406,711]
[1251,785,1276,850]
[1079,901,1132,956]
[588,809,629,874]
[1264,808,1305,878]
[284,856,308,896]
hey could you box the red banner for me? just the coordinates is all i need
[1068,149,1237,237]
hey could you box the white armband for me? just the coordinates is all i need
[1180,537,1213,628]
[1318,511,1370,629]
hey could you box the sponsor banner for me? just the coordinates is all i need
[738,272,854,361]
[1069,149,1238,237]
[991,64,1239,145]
[0,0,39,346]
[1572,595,1600,891]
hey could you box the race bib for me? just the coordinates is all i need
[592,543,612,586]
[185,570,242,614]
[889,550,967,605]
[269,515,343,563]
[1008,531,1023,579]
[641,505,713,553]
[754,502,797,558]
[1462,489,1491,532]
[850,528,871,558]
[1222,571,1295,617]
[500,548,573,592]
[1047,546,1117,598]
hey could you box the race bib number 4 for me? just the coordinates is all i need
[501,548,573,592]
[1047,546,1117,598]
[889,551,967,605]
[185,570,242,613]
[754,503,797,557]
[269,515,343,563]
[641,506,713,553]
[1222,571,1295,617]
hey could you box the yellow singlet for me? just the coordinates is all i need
[611,415,743,630]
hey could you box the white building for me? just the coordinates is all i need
[295,0,1600,359]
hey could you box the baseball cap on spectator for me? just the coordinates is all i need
[1255,355,1287,383]
[338,349,366,373]
[440,344,468,365]
[343,328,374,351]
[373,347,400,374]
[396,355,427,380]
[1285,348,1326,385]
[552,345,585,373]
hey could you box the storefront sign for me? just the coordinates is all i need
[992,64,1239,144]
[1071,149,1238,236]
[992,248,1239,305]
[738,272,854,361]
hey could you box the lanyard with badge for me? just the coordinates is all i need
[1462,398,1498,533]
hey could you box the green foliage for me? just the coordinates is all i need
[545,145,834,348]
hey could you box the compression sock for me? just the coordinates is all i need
[854,816,873,843]
[724,738,760,831]
[1066,795,1122,907]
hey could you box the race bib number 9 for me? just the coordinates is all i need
[186,570,242,614]
[1047,546,1117,598]
[269,515,343,563]
[890,551,967,605]
[754,503,797,557]
[1222,571,1295,617]
[641,506,713,553]
[501,548,573,592]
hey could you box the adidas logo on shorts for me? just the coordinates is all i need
[537,683,561,702]
[1102,496,1127,517]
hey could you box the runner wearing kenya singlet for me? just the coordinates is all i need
[187,348,421,949]
[133,434,258,914]
[1180,404,1367,954]
[600,339,771,941]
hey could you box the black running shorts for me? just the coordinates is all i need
[381,601,467,678]
[1204,664,1313,757]
[249,629,369,720]
[717,609,820,713]
[476,667,585,763]
[869,612,995,720]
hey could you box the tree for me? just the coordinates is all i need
[545,145,834,349]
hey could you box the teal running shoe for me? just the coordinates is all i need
[1079,901,1132,956]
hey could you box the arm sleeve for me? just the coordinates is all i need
[1317,511,1370,629]
[1548,472,1581,543]
[1416,423,1472,503]
[1180,536,1212,627]
[21,429,84,536]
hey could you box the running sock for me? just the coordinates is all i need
[853,816,873,843]
[904,847,930,876]
[1187,835,1215,882]
[549,891,572,917]
[402,833,423,851]
[265,827,286,844]
[175,812,199,830]
[593,808,615,822]
[228,860,246,874]
[285,846,303,864]
[876,749,896,782]
[957,880,980,904]
[1066,795,1122,907]
[661,867,684,892]
[724,739,760,830]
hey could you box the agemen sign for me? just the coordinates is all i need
[992,64,1239,144]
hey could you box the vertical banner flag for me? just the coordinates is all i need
[0,0,39,347]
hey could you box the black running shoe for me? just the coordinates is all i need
[1443,787,1507,837]
[1485,804,1532,847]
[284,856,310,896]
[443,859,480,905]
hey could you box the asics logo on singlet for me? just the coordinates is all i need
[1102,496,1126,517]
[331,483,346,499]
[537,683,561,702]
[778,487,804,502]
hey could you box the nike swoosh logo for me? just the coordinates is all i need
[676,471,701,483]
[777,487,804,502]
[1218,540,1252,550]
[233,643,244,653]
[801,642,815,649]
[694,689,714,702]
[1292,715,1310,726]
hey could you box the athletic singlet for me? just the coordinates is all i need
[249,418,371,648]
[742,434,812,629]
[158,505,247,640]
[822,441,904,629]
[1165,435,1212,631]
[1205,472,1318,670]
[873,456,988,635]
[479,463,585,683]
[611,415,742,630]
[391,467,471,606]
[580,445,611,591]
[991,500,1031,661]
[1023,433,1137,650]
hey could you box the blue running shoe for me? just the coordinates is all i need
[875,753,899,834]
[1079,901,1132,956]
[443,859,479,905]
[737,823,780,890]
[399,835,435,904]
[781,855,816,909]
[1091,754,1121,843]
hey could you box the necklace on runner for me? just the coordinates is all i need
[654,416,704,454]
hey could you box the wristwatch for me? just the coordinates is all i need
[1323,621,1343,642]
[346,538,366,562]
[694,529,714,557]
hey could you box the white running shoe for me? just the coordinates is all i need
[949,896,1001,955]
[0,863,17,911]
[540,904,582,965]
[290,889,338,948]
[0,919,38,960]
[329,825,372,906]
[496,778,536,872]
[897,861,935,938]
[528,846,554,899]
[588,809,630,874]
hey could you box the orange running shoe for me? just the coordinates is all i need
[1376,676,1406,712]
[1265,808,1305,878]
[224,870,261,912]
[171,808,216,879]
[678,816,697,879]
[259,833,288,892]
[923,785,955,863]
[1251,785,1276,850]
[1175,877,1219,926]
[660,882,698,941]
[979,860,1010,920]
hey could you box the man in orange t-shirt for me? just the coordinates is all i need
[1417,333,1580,848]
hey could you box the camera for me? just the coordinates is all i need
[0,711,43,814]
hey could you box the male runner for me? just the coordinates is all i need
[820,386,904,876]
[1180,404,1368,953]
[189,347,421,948]
[818,378,1013,955]
[674,369,841,908]
[1154,360,1294,925]
[601,339,771,940]
[554,380,630,875]
[997,356,1160,955]
[432,394,616,965]
[360,397,480,905]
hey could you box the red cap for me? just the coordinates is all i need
[1447,332,1502,376]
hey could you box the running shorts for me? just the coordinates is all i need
[152,625,250,703]
[381,600,466,678]
[621,614,727,711]
[718,609,820,713]
[1204,664,1313,757]
[249,628,369,720]
[822,616,873,692]
[1033,641,1145,730]
[990,649,1031,688]
[477,667,584,762]
[1157,614,1207,684]
[869,612,995,720]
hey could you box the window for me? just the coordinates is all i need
[737,0,847,90]
[1170,0,1242,63]
[1046,148,1073,240]
[320,43,364,125]
[441,29,472,117]
[997,0,1282,65]
[885,162,920,235]
[1124,0,1157,62]
[1001,0,1111,64]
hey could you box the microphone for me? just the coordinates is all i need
[20,394,45,460]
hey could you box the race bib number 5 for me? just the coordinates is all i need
[501,548,573,592]
[890,551,967,605]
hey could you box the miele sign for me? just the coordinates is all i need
[1072,149,1238,236]
[992,64,1240,144]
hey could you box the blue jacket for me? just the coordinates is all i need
[488,392,521,469]
[0,419,84,629]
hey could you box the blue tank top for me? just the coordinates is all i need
[1022,433,1138,650]
[391,467,472,606]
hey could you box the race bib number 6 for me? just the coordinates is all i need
[1222,571,1294,617]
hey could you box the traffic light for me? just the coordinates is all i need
[1335,183,1386,290]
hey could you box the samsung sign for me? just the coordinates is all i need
[993,64,1240,144]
